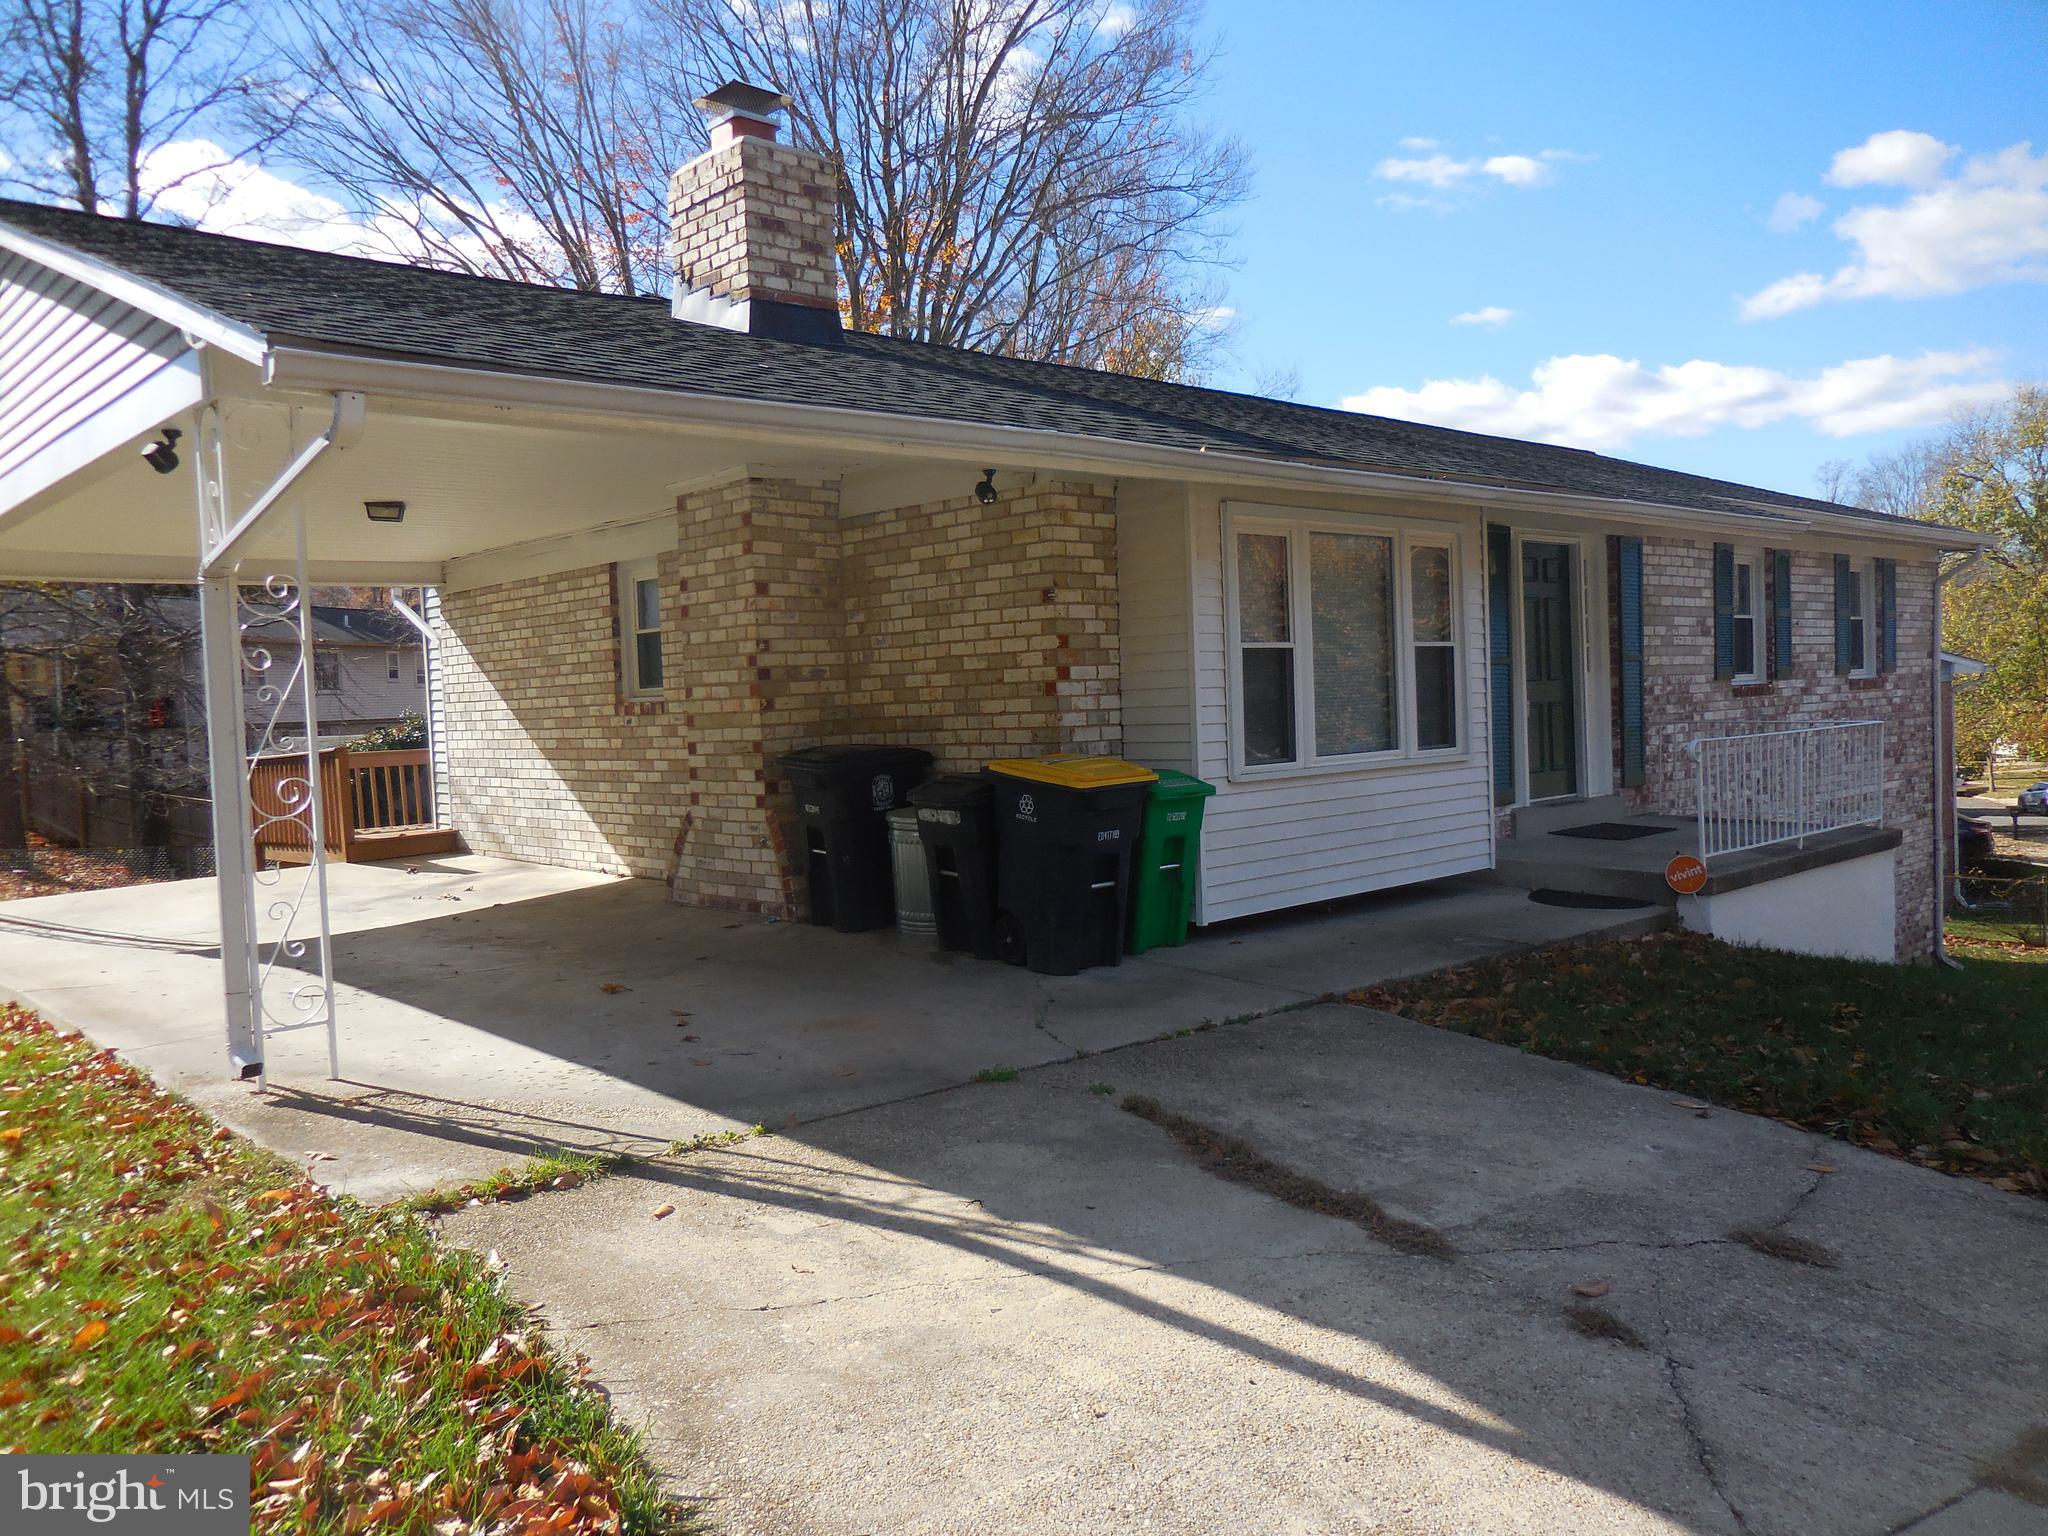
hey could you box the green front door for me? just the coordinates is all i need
[1522,542,1578,800]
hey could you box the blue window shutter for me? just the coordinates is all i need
[1618,536,1645,789]
[1878,558,1898,672]
[1770,548,1792,679]
[1712,543,1735,681]
[1834,554,1853,674]
[1488,523,1515,804]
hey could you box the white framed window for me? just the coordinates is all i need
[1846,558,1875,678]
[1731,551,1764,684]
[386,649,401,681]
[1224,506,1463,778]
[619,558,665,698]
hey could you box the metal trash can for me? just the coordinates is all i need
[777,745,933,932]
[887,806,939,942]
[908,774,1000,960]
[984,755,1158,975]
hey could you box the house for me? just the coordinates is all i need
[0,84,1987,1069]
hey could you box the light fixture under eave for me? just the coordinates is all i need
[140,428,181,475]
[364,500,407,524]
[974,469,998,506]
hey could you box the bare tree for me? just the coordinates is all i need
[0,0,276,218]
[651,0,1247,377]
[254,0,691,294]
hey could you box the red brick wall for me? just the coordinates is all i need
[1628,537,1938,958]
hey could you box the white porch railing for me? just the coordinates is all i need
[1685,721,1885,860]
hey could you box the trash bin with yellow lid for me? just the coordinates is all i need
[983,755,1158,975]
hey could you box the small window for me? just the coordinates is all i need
[387,649,401,681]
[619,559,664,698]
[313,651,340,691]
[1234,531,1296,765]
[1410,542,1458,749]
[1731,553,1764,684]
[416,655,426,685]
[1847,560,1873,677]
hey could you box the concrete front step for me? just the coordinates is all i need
[1484,849,1680,906]
[1510,794,1627,838]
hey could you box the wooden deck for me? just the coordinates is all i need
[251,747,457,865]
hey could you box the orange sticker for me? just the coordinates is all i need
[1664,854,1708,895]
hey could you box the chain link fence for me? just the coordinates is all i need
[0,843,217,899]
[1954,856,2048,947]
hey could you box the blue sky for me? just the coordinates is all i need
[1195,0,2047,496]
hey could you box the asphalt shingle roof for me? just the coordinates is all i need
[0,198,1950,530]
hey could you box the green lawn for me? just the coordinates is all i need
[1354,928,2047,1195]
[0,1005,686,1534]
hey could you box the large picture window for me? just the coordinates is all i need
[1227,509,1463,775]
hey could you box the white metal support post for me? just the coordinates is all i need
[196,421,263,1074]
[193,391,364,1082]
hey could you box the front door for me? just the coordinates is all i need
[1522,542,1578,800]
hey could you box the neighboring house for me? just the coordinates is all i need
[234,602,427,750]
[0,82,1987,976]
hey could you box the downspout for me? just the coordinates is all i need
[1934,550,1984,968]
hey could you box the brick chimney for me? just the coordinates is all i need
[669,81,841,344]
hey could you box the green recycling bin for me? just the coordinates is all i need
[1127,770,1216,954]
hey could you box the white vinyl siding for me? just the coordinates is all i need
[1188,490,1492,923]
[1116,480,1196,771]
[0,251,197,509]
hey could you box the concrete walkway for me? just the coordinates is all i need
[0,855,1656,1200]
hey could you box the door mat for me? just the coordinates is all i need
[1548,822,1671,841]
[1528,888,1659,910]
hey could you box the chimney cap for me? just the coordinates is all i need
[693,80,792,123]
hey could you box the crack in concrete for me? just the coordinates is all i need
[1029,998,1074,1054]
[1881,1487,1977,1535]
[1462,1235,1735,1259]
[1661,1349,1752,1535]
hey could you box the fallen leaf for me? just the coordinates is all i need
[0,1128,23,1146]
[832,1069,856,1079]
[1804,1163,1838,1175]
[1570,1281,1610,1299]
[1668,1098,1711,1111]
[70,1320,108,1351]
[650,1203,675,1220]
[599,982,629,995]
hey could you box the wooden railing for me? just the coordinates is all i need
[251,747,451,864]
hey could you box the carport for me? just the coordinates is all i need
[0,209,1189,1081]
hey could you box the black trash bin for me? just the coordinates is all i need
[778,745,932,932]
[984,756,1158,975]
[908,774,1000,961]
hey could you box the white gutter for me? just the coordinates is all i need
[1934,549,1986,966]
[0,220,268,365]
[200,391,366,575]
[263,344,1986,552]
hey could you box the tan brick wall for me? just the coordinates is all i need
[436,559,688,880]
[435,475,1123,915]
[1627,537,1938,958]
[669,477,845,916]
[668,137,839,310]
[840,481,1120,768]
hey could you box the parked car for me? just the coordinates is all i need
[1958,816,1996,870]
[2018,782,2048,816]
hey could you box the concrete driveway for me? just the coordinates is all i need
[451,1007,2048,1536]
[0,854,1652,1200]
[2,858,2042,1532]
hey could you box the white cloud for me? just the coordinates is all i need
[1767,191,1823,232]
[1374,142,1579,205]
[1375,153,1474,189]
[136,138,554,275]
[1450,305,1515,327]
[1338,348,2007,452]
[1096,1,1138,35]
[1481,154,1550,187]
[1825,129,1956,189]
[1742,139,2048,317]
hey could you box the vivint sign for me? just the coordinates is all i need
[8,1456,247,1534]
